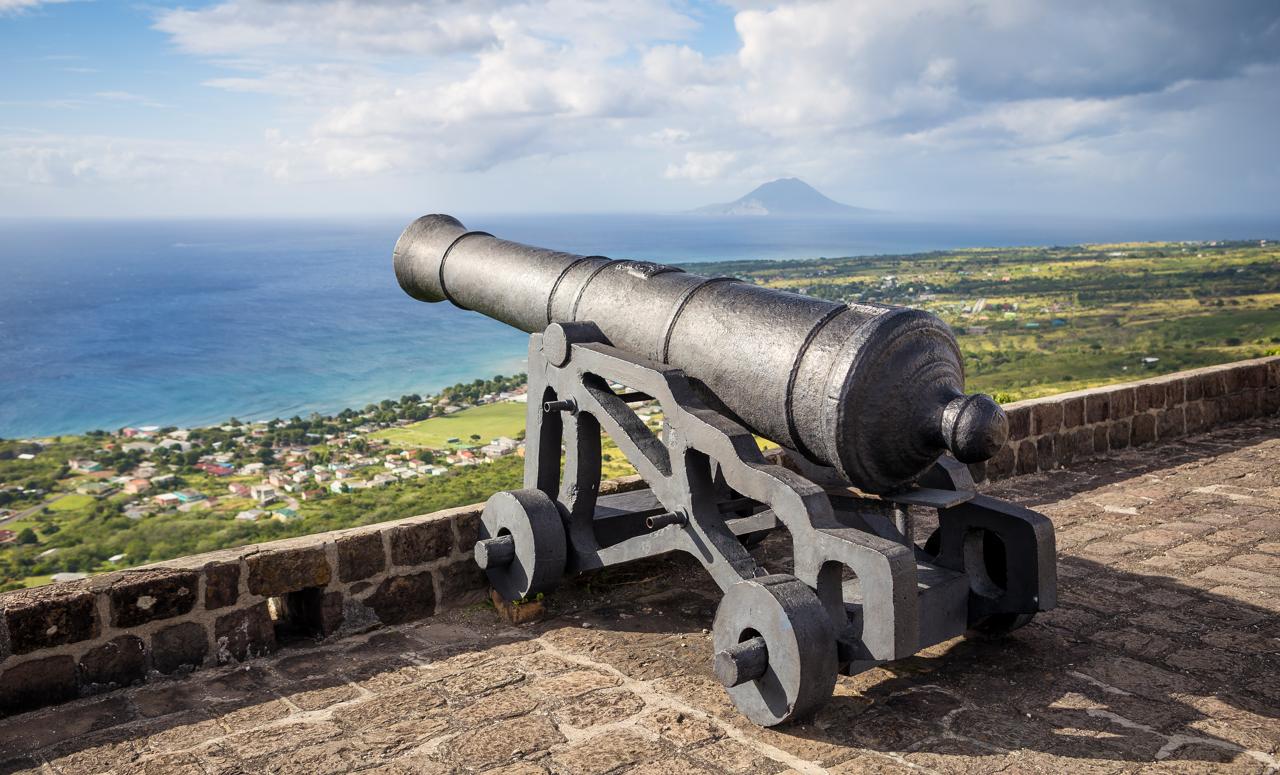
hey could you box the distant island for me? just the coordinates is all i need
[692,177,869,216]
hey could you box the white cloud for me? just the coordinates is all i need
[149,0,703,179]
[94,91,166,108]
[0,132,249,187]
[0,0,68,13]
[7,0,1280,215]
[153,0,1280,187]
[664,150,737,181]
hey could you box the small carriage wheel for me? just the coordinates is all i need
[711,574,837,726]
[475,489,567,603]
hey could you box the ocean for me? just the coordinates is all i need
[2,212,1277,438]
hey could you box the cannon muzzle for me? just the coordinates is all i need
[394,214,1006,493]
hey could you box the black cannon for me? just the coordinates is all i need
[394,215,1056,726]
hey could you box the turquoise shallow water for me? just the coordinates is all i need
[2,212,1276,437]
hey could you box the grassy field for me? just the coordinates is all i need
[46,494,96,512]
[372,401,528,449]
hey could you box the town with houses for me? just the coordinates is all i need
[0,375,536,589]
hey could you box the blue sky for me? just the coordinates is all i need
[2,0,1278,218]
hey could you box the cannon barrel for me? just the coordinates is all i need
[393,215,1007,494]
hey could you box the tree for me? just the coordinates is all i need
[16,528,37,545]
[469,434,481,442]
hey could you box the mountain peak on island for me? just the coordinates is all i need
[692,178,867,216]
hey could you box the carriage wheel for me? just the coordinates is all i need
[711,574,837,726]
[474,489,566,603]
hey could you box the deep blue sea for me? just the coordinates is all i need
[3,212,1277,438]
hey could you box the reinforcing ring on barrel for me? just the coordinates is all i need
[476,489,567,602]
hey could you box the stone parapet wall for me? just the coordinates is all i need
[0,475,642,716]
[972,356,1279,483]
[0,504,473,716]
[0,357,1276,717]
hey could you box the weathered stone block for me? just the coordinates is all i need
[1222,366,1245,393]
[109,569,198,628]
[1269,359,1280,388]
[1062,398,1084,429]
[1184,401,1205,433]
[2,586,97,655]
[1005,406,1030,441]
[79,635,146,689]
[1157,407,1185,440]
[1031,402,1063,435]
[366,572,435,625]
[1264,387,1280,415]
[986,444,1015,480]
[1072,427,1095,459]
[204,562,241,610]
[321,591,344,636]
[1242,363,1267,389]
[1136,382,1165,412]
[1164,379,1185,408]
[246,547,331,596]
[1036,434,1057,469]
[1185,374,1203,402]
[455,510,482,550]
[1200,371,1226,398]
[1241,389,1263,418]
[1202,398,1221,428]
[1056,431,1076,467]
[215,602,276,664]
[1220,392,1252,422]
[389,519,453,567]
[1015,439,1038,475]
[337,532,386,582]
[1132,413,1157,445]
[151,622,209,674]
[435,562,489,610]
[1085,393,1110,424]
[1092,424,1109,455]
[1110,387,1136,419]
[489,589,546,625]
[0,656,78,714]
[1109,418,1131,449]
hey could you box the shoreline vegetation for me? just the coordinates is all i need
[2,238,1276,589]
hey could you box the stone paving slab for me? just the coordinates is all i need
[1,418,1278,774]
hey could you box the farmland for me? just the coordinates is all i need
[694,239,1280,400]
[372,401,528,449]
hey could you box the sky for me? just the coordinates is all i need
[1,0,1278,218]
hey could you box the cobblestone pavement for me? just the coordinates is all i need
[2,418,1278,775]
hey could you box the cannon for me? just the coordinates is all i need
[394,215,1056,726]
